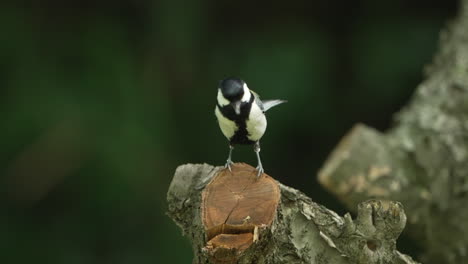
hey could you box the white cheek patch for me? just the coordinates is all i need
[241,83,251,103]
[217,89,230,106]
[215,106,237,139]
[246,102,267,141]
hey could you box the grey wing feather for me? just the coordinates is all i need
[250,89,287,112]
[262,99,287,112]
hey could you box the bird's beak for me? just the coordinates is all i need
[232,101,241,115]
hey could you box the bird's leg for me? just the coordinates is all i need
[254,141,264,177]
[225,144,234,171]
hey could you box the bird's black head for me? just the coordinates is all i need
[219,77,244,101]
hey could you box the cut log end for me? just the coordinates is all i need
[317,124,391,204]
[205,233,254,264]
[201,163,280,263]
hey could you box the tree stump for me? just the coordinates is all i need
[202,163,280,263]
[167,163,418,264]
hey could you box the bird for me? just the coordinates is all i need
[214,77,286,177]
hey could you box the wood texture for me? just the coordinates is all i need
[205,233,254,264]
[318,1,468,263]
[202,163,280,237]
[201,163,280,263]
[167,163,419,264]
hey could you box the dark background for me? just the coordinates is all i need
[0,0,457,263]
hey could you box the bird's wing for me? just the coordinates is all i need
[250,89,287,112]
[262,99,287,112]
[250,90,265,111]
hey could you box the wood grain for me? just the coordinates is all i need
[201,163,280,262]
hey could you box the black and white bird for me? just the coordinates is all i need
[215,77,286,177]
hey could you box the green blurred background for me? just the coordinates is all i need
[0,0,457,263]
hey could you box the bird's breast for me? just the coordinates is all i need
[246,103,267,141]
[215,106,237,139]
[215,94,266,144]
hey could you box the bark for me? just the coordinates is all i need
[318,1,468,263]
[167,163,419,264]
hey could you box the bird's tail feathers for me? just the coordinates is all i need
[262,99,287,112]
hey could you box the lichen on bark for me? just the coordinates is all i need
[318,1,468,263]
[167,163,418,264]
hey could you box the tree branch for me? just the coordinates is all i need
[167,163,418,264]
[318,1,468,263]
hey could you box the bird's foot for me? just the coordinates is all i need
[256,165,264,177]
[225,160,234,172]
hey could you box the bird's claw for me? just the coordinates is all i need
[256,165,264,177]
[225,160,234,172]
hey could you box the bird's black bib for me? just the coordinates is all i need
[217,95,256,145]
